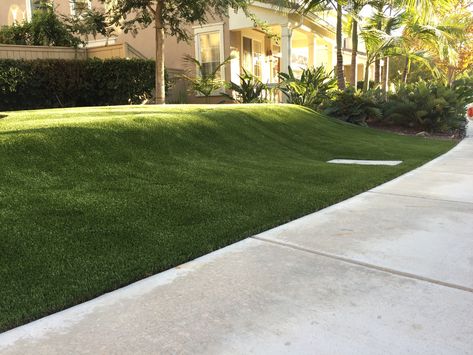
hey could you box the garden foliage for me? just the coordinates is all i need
[323,87,383,125]
[224,68,268,103]
[0,59,155,110]
[278,66,336,109]
[384,81,469,133]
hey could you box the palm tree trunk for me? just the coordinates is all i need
[350,20,358,87]
[375,59,381,84]
[336,2,346,90]
[363,59,370,92]
[402,56,410,83]
[374,3,382,85]
[382,56,389,98]
[447,66,456,85]
[155,0,165,105]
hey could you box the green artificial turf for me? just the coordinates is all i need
[0,104,456,331]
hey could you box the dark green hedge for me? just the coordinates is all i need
[0,58,155,111]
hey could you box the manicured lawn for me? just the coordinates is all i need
[0,104,455,331]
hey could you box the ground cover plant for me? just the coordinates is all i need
[0,105,455,331]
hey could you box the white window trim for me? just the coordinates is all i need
[193,22,226,82]
[70,0,92,17]
[26,0,32,21]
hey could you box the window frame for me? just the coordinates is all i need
[193,22,226,82]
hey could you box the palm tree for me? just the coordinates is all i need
[336,1,347,89]
[390,13,465,83]
[346,0,371,86]
[361,0,455,91]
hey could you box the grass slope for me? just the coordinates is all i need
[0,105,455,331]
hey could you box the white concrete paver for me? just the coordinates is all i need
[257,192,473,290]
[327,159,403,166]
[1,128,473,354]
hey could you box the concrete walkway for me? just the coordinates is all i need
[1,126,473,354]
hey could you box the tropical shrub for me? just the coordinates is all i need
[451,74,473,107]
[384,81,467,133]
[323,87,383,125]
[0,59,156,111]
[181,55,231,102]
[279,66,336,109]
[224,68,268,103]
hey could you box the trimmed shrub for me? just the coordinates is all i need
[0,58,155,111]
[384,81,467,133]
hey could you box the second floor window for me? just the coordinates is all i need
[70,0,92,16]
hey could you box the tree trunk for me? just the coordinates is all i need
[382,56,389,98]
[402,56,410,83]
[363,60,370,92]
[336,3,346,90]
[350,20,358,87]
[447,66,456,85]
[374,59,381,84]
[374,3,382,85]
[155,1,165,105]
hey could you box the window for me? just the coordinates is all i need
[198,32,221,77]
[242,37,252,75]
[70,0,92,16]
[242,37,263,79]
[194,23,225,81]
[253,40,263,79]
[26,0,48,21]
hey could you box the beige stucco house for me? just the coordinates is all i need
[1,0,374,103]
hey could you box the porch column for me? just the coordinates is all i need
[26,0,32,21]
[280,25,292,74]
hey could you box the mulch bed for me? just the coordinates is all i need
[367,121,463,140]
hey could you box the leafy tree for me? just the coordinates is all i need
[102,0,249,104]
[64,7,115,45]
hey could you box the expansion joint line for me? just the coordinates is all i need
[252,236,473,294]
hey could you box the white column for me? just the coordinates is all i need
[280,25,292,74]
[26,0,32,21]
